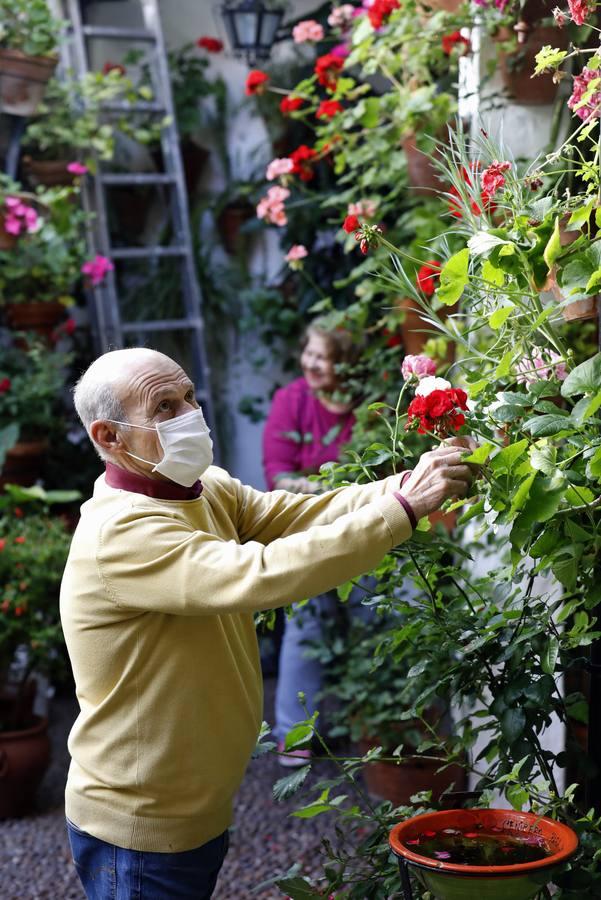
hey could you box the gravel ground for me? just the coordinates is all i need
[0,677,350,900]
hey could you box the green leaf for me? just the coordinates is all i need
[464,443,494,464]
[468,231,511,256]
[482,259,505,286]
[272,766,311,802]
[586,446,601,479]
[556,599,583,624]
[437,248,469,306]
[542,636,560,674]
[561,353,601,397]
[543,216,561,269]
[566,699,589,724]
[533,45,568,75]
[495,350,514,379]
[284,723,314,750]
[275,876,323,899]
[489,305,514,330]
[509,472,536,516]
[566,200,595,231]
[501,708,526,744]
[506,783,529,811]
[517,473,565,526]
[458,498,485,524]
[491,439,529,473]
[360,96,380,128]
[523,415,575,437]
[529,445,557,475]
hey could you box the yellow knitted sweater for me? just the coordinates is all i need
[60,466,412,852]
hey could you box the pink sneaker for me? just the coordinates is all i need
[277,739,312,767]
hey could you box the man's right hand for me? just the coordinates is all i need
[401,445,475,522]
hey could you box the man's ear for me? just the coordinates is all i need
[90,420,124,456]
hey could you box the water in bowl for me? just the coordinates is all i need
[404,824,550,866]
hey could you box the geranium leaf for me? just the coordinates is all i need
[567,200,595,230]
[543,216,561,269]
[561,352,601,397]
[482,259,505,286]
[437,248,469,305]
[488,305,514,329]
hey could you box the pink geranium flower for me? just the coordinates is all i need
[568,0,590,24]
[401,354,438,381]
[266,157,294,181]
[348,199,378,218]
[67,161,88,175]
[480,160,511,196]
[328,5,356,28]
[81,255,114,286]
[568,67,601,121]
[285,244,308,270]
[292,20,324,43]
[516,348,567,384]
[256,186,290,226]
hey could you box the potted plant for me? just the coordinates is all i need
[0,488,75,817]
[389,808,579,900]
[0,338,72,487]
[0,0,61,116]
[0,182,102,335]
[0,174,45,252]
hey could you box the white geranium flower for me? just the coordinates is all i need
[415,376,452,397]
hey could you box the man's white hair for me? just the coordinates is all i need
[73,347,163,461]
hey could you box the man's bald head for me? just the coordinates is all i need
[73,347,178,459]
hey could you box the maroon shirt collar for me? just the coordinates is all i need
[105,462,203,501]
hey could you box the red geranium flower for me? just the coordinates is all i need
[407,388,468,436]
[289,145,318,181]
[0,539,5,551]
[343,214,360,233]
[280,95,305,114]
[416,261,441,296]
[14,537,25,544]
[481,160,511,196]
[316,99,343,118]
[0,377,10,393]
[14,507,23,518]
[383,328,403,347]
[102,61,126,77]
[315,53,344,90]
[368,0,400,29]
[442,31,471,55]
[245,69,269,95]
[448,166,495,219]
[196,36,223,53]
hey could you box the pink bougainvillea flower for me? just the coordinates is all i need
[266,157,294,181]
[292,19,324,43]
[328,4,356,28]
[368,0,400,29]
[442,30,471,56]
[81,255,114,286]
[289,144,318,181]
[0,377,11,393]
[280,95,305,114]
[196,36,224,52]
[568,66,601,121]
[67,161,88,175]
[480,160,511,196]
[256,185,290,226]
[314,53,344,90]
[245,69,269,95]
[348,199,378,218]
[401,354,437,381]
[343,214,361,233]
[416,261,441,296]
[568,0,591,24]
[316,99,343,118]
[516,347,567,384]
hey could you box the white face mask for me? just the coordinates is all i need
[108,408,213,487]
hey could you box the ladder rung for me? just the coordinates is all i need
[110,246,187,260]
[102,101,165,114]
[121,318,204,333]
[81,25,157,42]
[100,174,176,186]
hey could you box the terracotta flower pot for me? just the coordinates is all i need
[216,200,255,255]
[3,300,66,337]
[0,715,51,818]
[499,26,568,105]
[390,808,578,900]
[22,157,77,188]
[0,48,57,116]
[359,738,466,807]
[0,438,49,489]
[420,0,464,9]
[561,295,598,321]
[0,212,18,251]
[401,134,441,197]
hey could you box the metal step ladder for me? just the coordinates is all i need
[50,0,217,444]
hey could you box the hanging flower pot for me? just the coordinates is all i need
[420,0,463,10]
[561,295,598,321]
[21,157,77,188]
[0,438,49,489]
[390,808,578,900]
[401,134,441,197]
[499,26,568,105]
[216,199,255,255]
[0,213,18,251]
[0,48,57,116]
[3,300,66,337]
[0,714,51,817]
[359,738,465,807]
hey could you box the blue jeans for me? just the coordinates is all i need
[66,819,229,899]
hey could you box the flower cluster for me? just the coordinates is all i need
[285,244,308,270]
[347,199,378,218]
[342,214,382,254]
[516,347,567,385]
[567,0,591,25]
[280,95,305,114]
[245,69,269,96]
[568,67,601,122]
[401,354,437,381]
[256,185,290,226]
[416,261,441,296]
[368,0,400,29]
[442,31,471,56]
[1,196,39,236]
[448,165,495,219]
[407,376,468,436]
[196,36,223,53]
[315,53,344,90]
[81,254,114,287]
[266,157,294,181]
[289,145,318,181]
[293,20,324,43]
[328,4,355,28]
[480,160,511,196]
[317,99,343,118]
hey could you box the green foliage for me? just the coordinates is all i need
[0,0,62,58]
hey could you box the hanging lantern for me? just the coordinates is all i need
[220,1,286,66]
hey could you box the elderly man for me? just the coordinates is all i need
[60,347,474,899]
